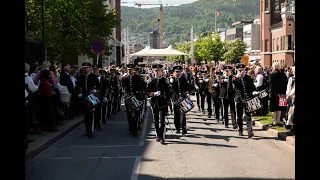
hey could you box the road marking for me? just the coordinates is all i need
[70,145,140,148]
[139,107,150,146]
[52,157,74,160]
[131,156,142,180]
[86,156,141,159]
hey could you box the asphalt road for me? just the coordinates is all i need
[25,97,294,180]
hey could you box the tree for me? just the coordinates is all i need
[194,32,225,64]
[26,0,120,64]
[222,38,247,64]
[167,42,191,62]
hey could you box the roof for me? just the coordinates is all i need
[232,20,254,27]
[270,21,283,30]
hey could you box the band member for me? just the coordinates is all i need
[233,63,256,137]
[76,62,100,138]
[194,71,202,111]
[116,69,122,112]
[122,64,145,136]
[201,71,213,117]
[219,65,236,128]
[212,71,222,121]
[107,68,119,118]
[147,64,170,145]
[99,70,110,124]
[93,66,102,130]
[169,65,190,134]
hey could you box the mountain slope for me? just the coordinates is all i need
[120,0,260,45]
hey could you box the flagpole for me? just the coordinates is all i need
[214,10,217,32]
[190,26,194,64]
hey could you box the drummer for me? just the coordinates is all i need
[147,64,170,145]
[121,64,145,137]
[232,63,257,138]
[169,65,190,134]
[76,62,100,138]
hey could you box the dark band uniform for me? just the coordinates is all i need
[219,66,236,128]
[75,62,100,137]
[169,65,190,134]
[99,70,110,124]
[212,72,223,121]
[232,63,256,137]
[107,69,119,117]
[122,64,145,136]
[147,64,170,144]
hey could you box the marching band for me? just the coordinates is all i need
[73,62,270,140]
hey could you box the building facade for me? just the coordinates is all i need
[149,31,160,49]
[225,27,243,42]
[270,2,295,67]
[243,19,261,63]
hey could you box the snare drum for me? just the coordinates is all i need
[257,89,268,99]
[174,96,194,114]
[124,95,143,112]
[84,93,101,111]
[242,96,263,113]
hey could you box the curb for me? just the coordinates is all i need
[253,120,295,146]
[25,116,84,161]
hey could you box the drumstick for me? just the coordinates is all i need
[166,116,174,134]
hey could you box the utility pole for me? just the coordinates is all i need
[123,28,127,65]
[190,26,194,64]
[127,26,130,64]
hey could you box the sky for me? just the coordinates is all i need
[121,0,199,8]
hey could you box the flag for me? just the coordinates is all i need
[215,10,220,17]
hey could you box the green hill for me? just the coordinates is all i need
[120,0,260,46]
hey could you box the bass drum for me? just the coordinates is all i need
[174,96,194,114]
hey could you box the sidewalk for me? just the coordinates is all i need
[25,115,84,160]
[188,95,295,146]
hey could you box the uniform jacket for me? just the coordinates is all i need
[169,76,190,102]
[233,74,256,102]
[268,69,288,96]
[219,74,235,99]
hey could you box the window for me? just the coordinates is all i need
[265,39,268,51]
[265,0,269,11]
[274,0,280,11]
[288,35,292,50]
[276,38,279,51]
[280,37,283,50]
[272,38,275,51]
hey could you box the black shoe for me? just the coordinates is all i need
[203,111,205,114]
[238,131,243,136]
[156,137,161,142]
[182,129,187,134]
[233,124,238,129]
[248,132,254,138]
[208,114,211,118]
[160,138,166,145]
[175,129,181,134]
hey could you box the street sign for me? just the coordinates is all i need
[241,56,249,66]
[91,40,105,54]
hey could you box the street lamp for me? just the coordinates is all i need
[41,0,46,63]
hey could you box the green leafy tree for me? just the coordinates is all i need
[222,38,247,64]
[195,33,225,64]
[26,0,120,64]
[168,42,191,62]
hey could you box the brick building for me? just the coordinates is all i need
[260,0,295,67]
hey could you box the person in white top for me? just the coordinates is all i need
[285,66,295,129]
[25,63,41,135]
[254,66,268,115]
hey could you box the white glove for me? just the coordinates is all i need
[91,89,97,93]
[153,91,161,96]
[170,78,174,83]
[103,97,108,103]
[199,80,203,83]
[252,91,259,95]
[195,85,199,89]
[213,83,218,87]
[236,73,241,78]
[223,79,228,82]
[78,93,83,98]
[204,79,209,82]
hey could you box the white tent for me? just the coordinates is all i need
[131,45,188,56]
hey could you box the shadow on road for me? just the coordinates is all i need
[137,174,292,180]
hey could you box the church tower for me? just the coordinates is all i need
[260,0,286,67]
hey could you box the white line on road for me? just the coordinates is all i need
[139,107,150,146]
[86,156,142,159]
[131,156,142,180]
[70,145,140,148]
[52,157,74,160]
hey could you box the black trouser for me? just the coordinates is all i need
[152,106,166,139]
[213,100,221,120]
[200,94,206,111]
[112,93,119,113]
[201,93,212,115]
[107,93,114,116]
[94,104,101,128]
[84,109,94,133]
[126,109,140,135]
[117,91,122,111]
[173,105,186,130]
[101,101,108,123]
[221,98,236,126]
[235,102,253,133]
[195,92,201,109]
